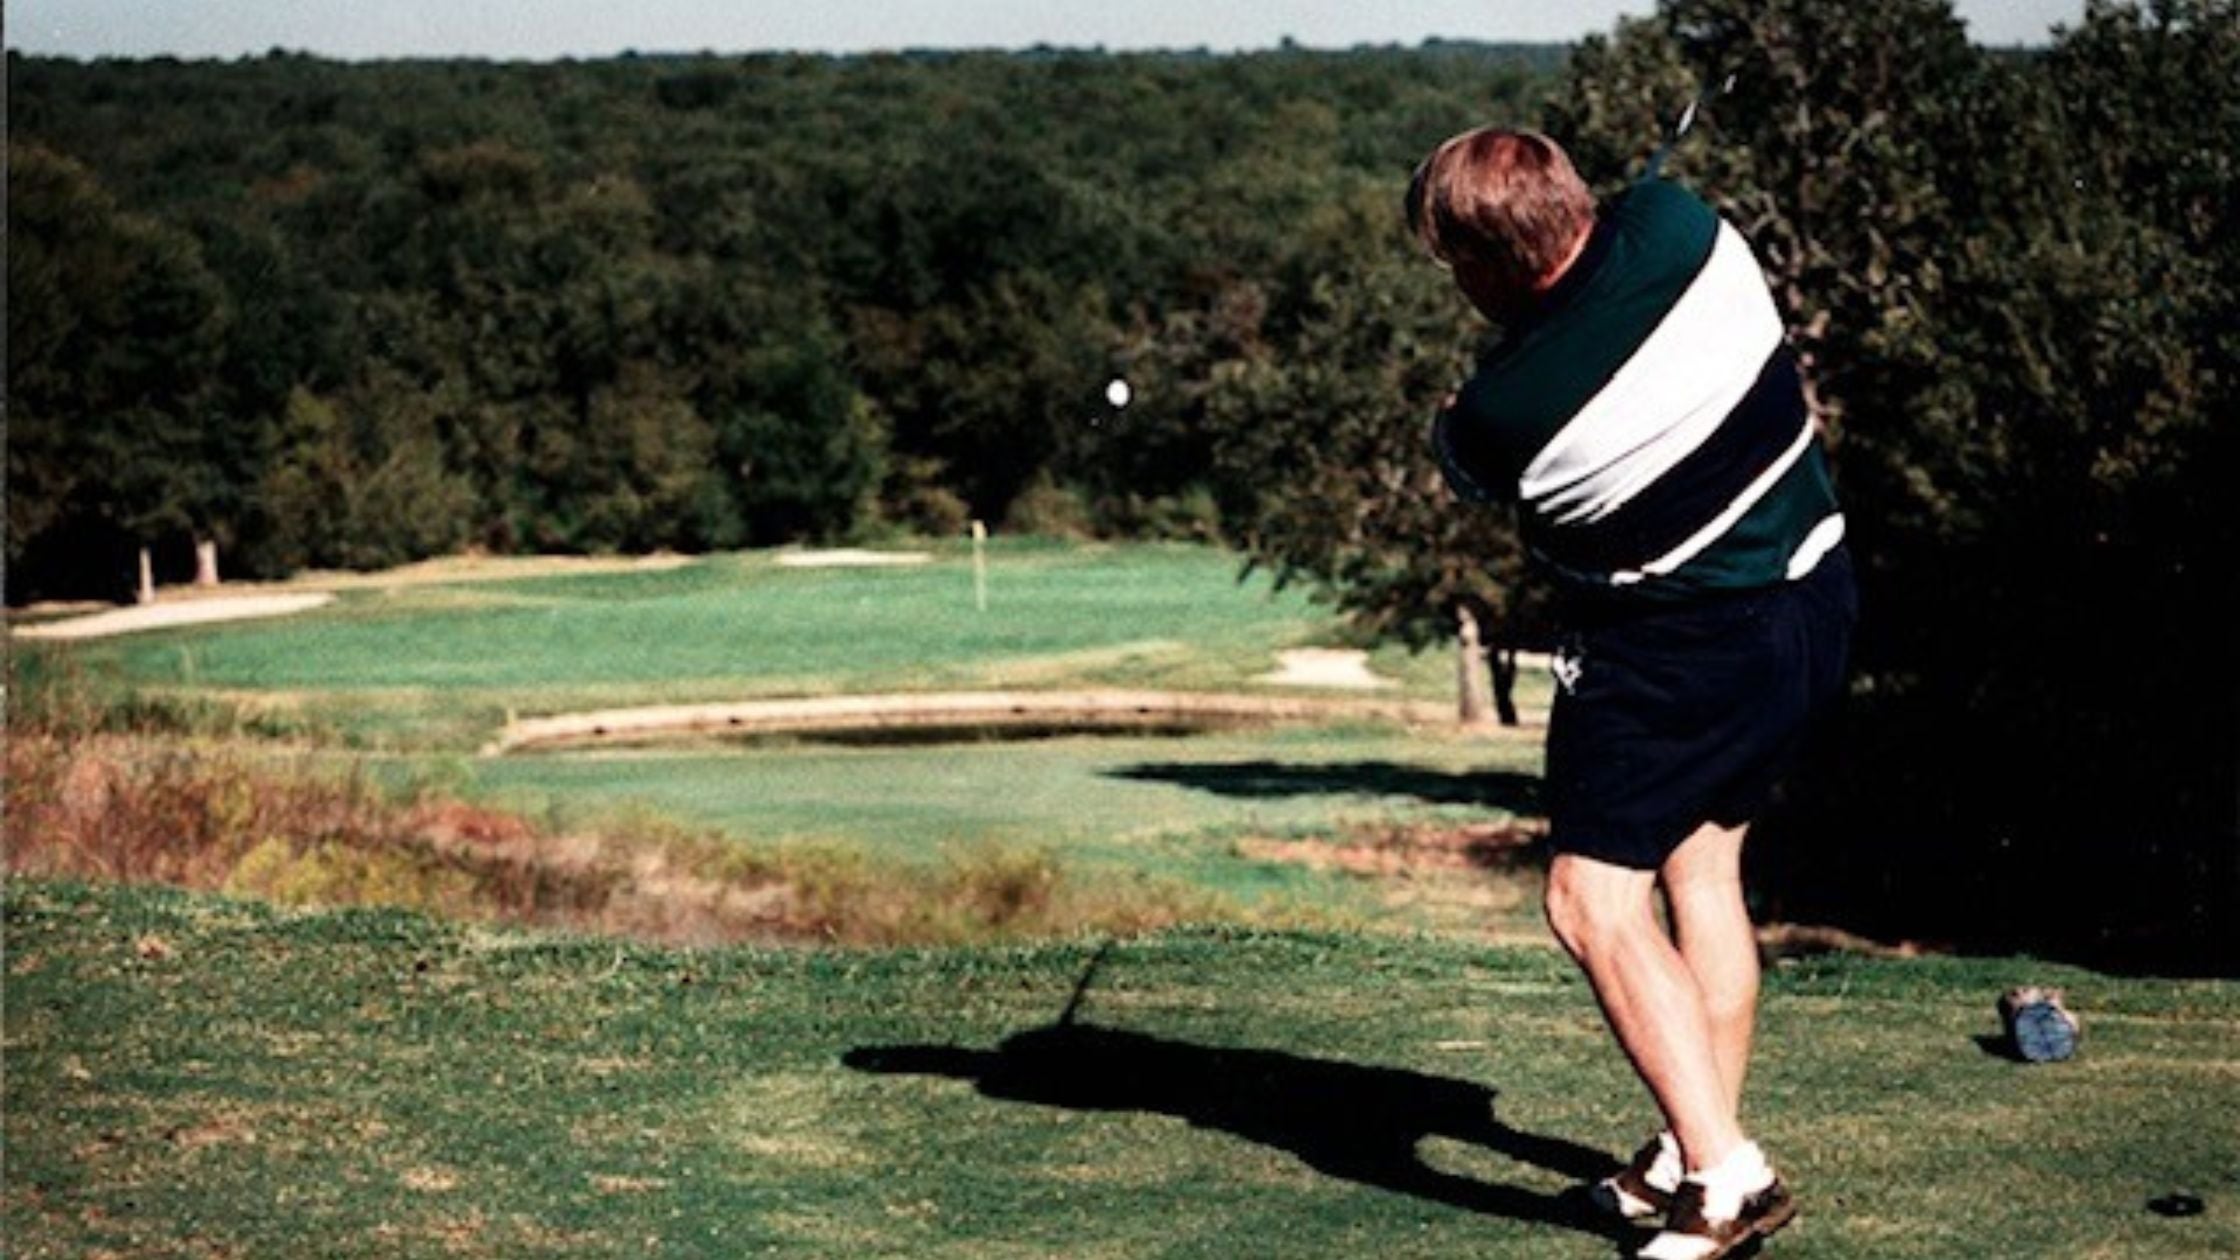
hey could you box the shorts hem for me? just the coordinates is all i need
[1545,828,1683,871]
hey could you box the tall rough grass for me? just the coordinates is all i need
[8,641,320,742]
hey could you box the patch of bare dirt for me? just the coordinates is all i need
[1237,822,1922,959]
[165,1115,258,1153]
[1757,922,1927,960]
[1239,821,1546,877]
[400,1166,463,1193]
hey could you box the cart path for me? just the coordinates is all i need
[13,593,338,641]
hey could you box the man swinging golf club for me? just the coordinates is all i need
[1405,123,1855,1260]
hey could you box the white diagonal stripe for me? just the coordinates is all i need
[1610,418,1816,585]
[1521,221,1785,524]
[1785,512,1847,579]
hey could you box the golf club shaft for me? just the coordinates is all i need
[1644,73,1735,179]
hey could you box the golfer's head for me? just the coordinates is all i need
[1406,128,1594,319]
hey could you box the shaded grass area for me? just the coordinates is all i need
[40,541,1542,752]
[447,725,1551,939]
[8,880,2236,1259]
[460,727,1540,853]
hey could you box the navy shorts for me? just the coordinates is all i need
[1542,546,1857,870]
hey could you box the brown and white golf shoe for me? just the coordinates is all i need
[1634,1176,1798,1260]
[1590,1132,1681,1224]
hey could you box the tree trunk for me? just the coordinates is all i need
[193,539,220,587]
[1455,604,1492,728]
[136,547,157,605]
[1490,645,1521,728]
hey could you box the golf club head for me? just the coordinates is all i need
[1644,72,1737,179]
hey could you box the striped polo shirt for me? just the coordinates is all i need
[1433,177,1845,602]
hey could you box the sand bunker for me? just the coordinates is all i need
[774,549,934,568]
[1255,648,1395,690]
[483,689,1465,754]
[15,593,336,641]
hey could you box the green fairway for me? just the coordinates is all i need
[7,879,2235,1259]
[449,724,1548,936]
[50,541,1532,752]
[462,725,1539,851]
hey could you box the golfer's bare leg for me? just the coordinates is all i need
[1545,854,1745,1171]
[1661,821,1759,1118]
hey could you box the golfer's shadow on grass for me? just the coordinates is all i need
[1108,760,1541,814]
[843,1022,1629,1241]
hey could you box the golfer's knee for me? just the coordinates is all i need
[1543,858,1652,958]
[1662,820,1748,888]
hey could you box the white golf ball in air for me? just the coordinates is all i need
[1105,378,1132,409]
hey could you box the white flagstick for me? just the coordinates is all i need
[971,520,988,612]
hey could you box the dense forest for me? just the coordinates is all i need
[8,0,2236,968]
[7,39,1558,596]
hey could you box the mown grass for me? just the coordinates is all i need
[450,724,1552,940]
[7,879,2235,1259]
[464,726,1540,855]
[42,541,1538,752]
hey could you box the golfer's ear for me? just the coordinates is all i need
[1403,160,1431,244]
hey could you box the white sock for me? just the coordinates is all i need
[1646,1130,1682,1191]
[1688,1140,1774,1221]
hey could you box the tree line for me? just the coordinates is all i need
[6,39,1554,597]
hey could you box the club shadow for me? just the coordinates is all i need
[1107,760,1542,814]
[843,1021,1630,1242]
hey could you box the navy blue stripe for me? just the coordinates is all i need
[1529,346,1809,575]
[1432,407,1506,504]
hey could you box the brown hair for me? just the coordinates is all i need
[1405,128,1595,290]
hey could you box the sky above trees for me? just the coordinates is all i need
[13,0,2085,60]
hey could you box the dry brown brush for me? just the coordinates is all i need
[2,655,1228,946]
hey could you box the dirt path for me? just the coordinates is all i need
[13,593,338,641]
[270,552,697,591]
[484,689,1542,755]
